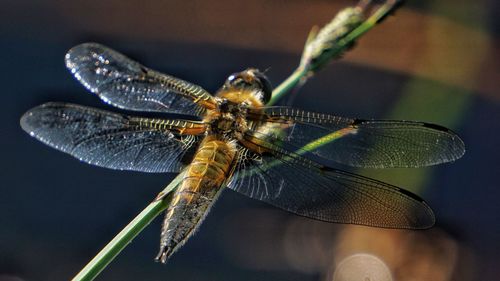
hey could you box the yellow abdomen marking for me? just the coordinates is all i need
[179,135,236,202]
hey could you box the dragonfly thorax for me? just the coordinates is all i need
[204,98,249,137]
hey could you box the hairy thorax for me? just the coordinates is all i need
[203,88,264,139]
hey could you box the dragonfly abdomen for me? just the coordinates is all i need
[156,136,236,263]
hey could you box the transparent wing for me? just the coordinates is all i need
[20,102,206,173]
[65,43,217,116]
[228,133,435,229]
[247,107,465,168]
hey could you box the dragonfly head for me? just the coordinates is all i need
[223,68,273,104]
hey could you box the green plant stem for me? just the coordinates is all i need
[71,173,184,281]
[268,66,307,106]
[71,3,400,281]
[341,2,396,45]
[269,1,399,103]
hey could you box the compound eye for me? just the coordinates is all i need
[224,69,273,103]
[226,73,245,88]
[253,71,273,104]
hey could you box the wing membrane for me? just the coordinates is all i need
[228,133,435,229]
[65,43,216,116]
[20,102,206,173]
[248,107,465,168]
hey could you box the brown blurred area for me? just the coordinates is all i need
[2,1,499,281]
[222,209,476,281]
[5,0,498,97]
[14,0,496,100]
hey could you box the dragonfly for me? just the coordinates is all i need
[20,43,465,263]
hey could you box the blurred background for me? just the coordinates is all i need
[1,0,499,280]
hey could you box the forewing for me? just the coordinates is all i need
[65,43,216,116]
[248,107,465,168]
[227,134,435,229]
[20,102,206,173]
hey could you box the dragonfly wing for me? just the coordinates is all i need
[227,133,435,229]
[65,43,216,116]
[21,102,206,173]
[247,107,465,168]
